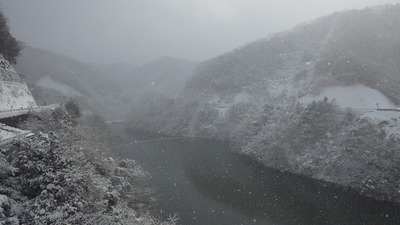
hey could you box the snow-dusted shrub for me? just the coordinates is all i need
[65,98,81,118]
[0,107,174,224]
[187,104,219,137]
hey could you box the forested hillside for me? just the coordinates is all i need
[128,5,400,202]
[185,5,400,103]
[14,46,130,119]
[14,47,197,120]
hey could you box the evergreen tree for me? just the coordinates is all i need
[0,9,21,64]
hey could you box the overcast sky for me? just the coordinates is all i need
[2,0,400,64]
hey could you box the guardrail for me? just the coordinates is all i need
[123,137,184,146]
[0,108,33,113]
[0,104,60,119]
[377,108,400,112]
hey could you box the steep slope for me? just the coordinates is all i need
[185,4,400,105]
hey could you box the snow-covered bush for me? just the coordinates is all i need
[0,106,175,224]
[64,98,81,118]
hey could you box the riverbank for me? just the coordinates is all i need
[115,125,400,225]
[127,98,400,204]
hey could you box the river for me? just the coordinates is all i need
[114,126,400,225]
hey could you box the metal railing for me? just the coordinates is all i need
[0,107,34,113]
[0,104,59,119]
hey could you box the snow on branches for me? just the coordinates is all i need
[0,105,175,224]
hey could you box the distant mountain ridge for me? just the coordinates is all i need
[14,46,128,119]
[14,46,198,119]
[121,56,198,99]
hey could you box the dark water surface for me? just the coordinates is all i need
[114,126,400,225]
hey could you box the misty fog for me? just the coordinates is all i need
[1,1,400,225]
[3,0,399,64]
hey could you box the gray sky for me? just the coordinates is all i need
[2,0,400,64]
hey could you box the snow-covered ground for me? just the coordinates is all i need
[299,85,395,109]
[362,111,400,121]
[0,81,37,111]
[362,111,400,138]
[36,76,81,97]
[0,123,32,145]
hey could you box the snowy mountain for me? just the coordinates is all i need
[128,5,400,203]
[185,4,400,106]
[131,5,400,133]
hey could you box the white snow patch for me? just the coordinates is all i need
[0,194,9,205]
[299,85,394,109]
[234,92,250,104]
[362,111,400,121]
[36,76,81,97]
[0,81,37,111]
[0,123,31,144]
[0,54,37,112]
[47,212,65,220]
[362,111,400,138]
[0,194,10,216]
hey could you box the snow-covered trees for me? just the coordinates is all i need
[0,105,175,224]
[244,99,400,202]
[125,5,400,203]
[129,93,400,202]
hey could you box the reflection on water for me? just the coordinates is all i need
[117,128,400,225]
